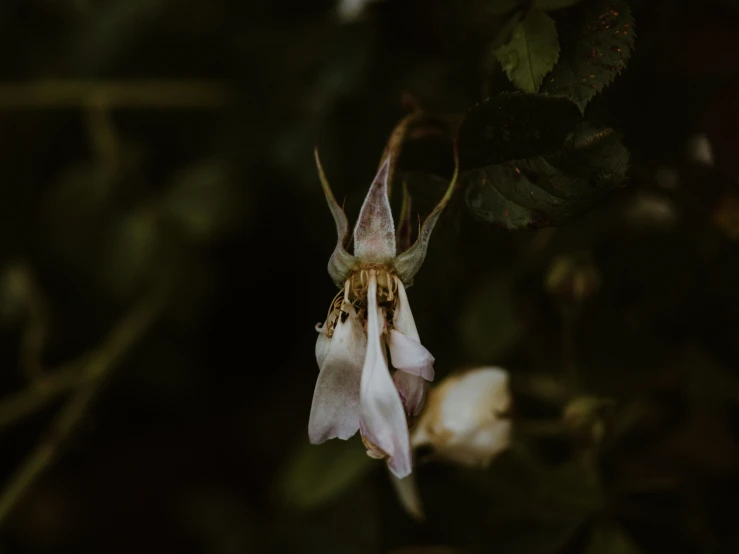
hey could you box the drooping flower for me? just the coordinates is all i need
[308,148,457,478]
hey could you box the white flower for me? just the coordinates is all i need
[411,367,512,467]
[308,148,457,478]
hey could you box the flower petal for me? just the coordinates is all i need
[308,303,367,443]
[360,271,412,478]
[388,330,434,380]
[315,322,330,368]
[353,157,396,262]
[390,278,434,380]
[393,370,426,417]
[410,367,512,467]
[439,367,510,436]
[441,420,512,467]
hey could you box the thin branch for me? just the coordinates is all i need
[0,296,164,525]
[562,307,579,397]
[6,264,49,381]
[0,365,88,430]
[0,81,232,110]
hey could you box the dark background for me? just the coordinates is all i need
[1,0,739,553]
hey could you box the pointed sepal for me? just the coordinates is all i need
[315,148,357,286]
[353,156,396,262]
[394,151,459,284]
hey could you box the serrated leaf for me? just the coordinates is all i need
[542,0,635,112]
[458,92,582,170]
[463,122,629,229]
[495,9,560,93]
[536,0,584,10]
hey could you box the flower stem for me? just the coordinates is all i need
[0,296,163,526]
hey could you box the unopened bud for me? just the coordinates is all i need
[545,254,600,305]
[0,263,33,322]
[411,367,512,467]
[562,396,615,446]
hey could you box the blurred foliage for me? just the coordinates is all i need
[1,0,739,553]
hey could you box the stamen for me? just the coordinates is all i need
[324,287,346,338]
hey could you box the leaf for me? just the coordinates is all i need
[536,0,584,10]
[542,0,635,112]
[274,436,374,510]
[584,520,643,554]
[162,160,241,243]
[482,0,521,16]
[455,452,603,554]
[458,92,582,170]
[495,9,560,93]
[463,122,629,229]
[459,274,523,360]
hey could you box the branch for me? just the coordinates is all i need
[0,81,232,110]
[0,296,164,525]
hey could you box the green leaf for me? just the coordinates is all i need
[162,160,241,243]
[482,0,520,15]
[496,9,560,93]
[542,0,635,112]
[458,92,582,169]
[459,273,524,360]
[585,520,643,554]
[536,0,584,10]
[463,121,630,229]
[274,437,374,510]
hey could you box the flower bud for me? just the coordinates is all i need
[411,367,512,467]
[545,254,600,306]
[562,396,615,447]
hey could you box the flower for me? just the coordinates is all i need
[411,367,512,467]
[308,148,456,478]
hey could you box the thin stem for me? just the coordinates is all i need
[561,307,579,397]
[382,108,426,199]
[15,266,48,381]
[0,81,231,110]
[85,97,120,169]
[0,365,88,430]
[0,296,163,525]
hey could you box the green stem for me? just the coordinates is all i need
[0,297,163,525]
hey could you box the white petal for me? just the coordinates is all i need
[393,371,426,417]
[315,322,330,368]
[392,278,420,340]
[410,367,512,467]
[388,330,434,380]
[390,278,434,380]
[308,303,367,443]
[439,367,510,436]
[359,271,412,478]
[441,420,512,467]
[466,420,512,457]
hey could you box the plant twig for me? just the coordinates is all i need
[0,296,163,525]
[0,365,89,430]
[0,81,232,110]
[561,307,579,397]
[12,264,48,381]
